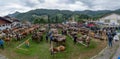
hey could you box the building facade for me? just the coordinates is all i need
[4,16,21,27]
[0,17,12,30]
[0,16,20,30]
[99,13,120,26]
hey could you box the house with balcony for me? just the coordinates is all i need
[0,17,12,30]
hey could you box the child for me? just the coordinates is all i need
[25,40,29,48]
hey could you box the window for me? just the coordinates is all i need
[104,19,110,23]
[3,25,5,26]
[117,20,120,23]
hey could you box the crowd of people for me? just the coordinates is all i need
[89,26,120,47]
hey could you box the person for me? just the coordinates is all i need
[49,35,53,44]
[48,31,52,36]
[0,39,4,50]
[25,40,30,48]
[111,30,116,37]
[106,31,113,47]
[64,29,67,35]
[61,30,64,35]
[16,33,20,41]
[86,35,90,47]
[46,33,49,42]
[82,35,87,43]
[73,34,77,44]
[50,41,54,55]
[118,56,120,59]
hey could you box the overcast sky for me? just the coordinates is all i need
[0,0,120,16]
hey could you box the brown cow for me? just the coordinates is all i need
[51,45,65,54]
[4,36,11,45]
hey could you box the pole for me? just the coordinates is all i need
[48,15,51,31]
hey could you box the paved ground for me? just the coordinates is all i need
[92,40,120,59]
[0,54,7,59]
[112,41,120,59]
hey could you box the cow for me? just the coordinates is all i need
[32,32,43,43]
[50,45,65,54]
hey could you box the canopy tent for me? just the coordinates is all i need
[87,23,95,27]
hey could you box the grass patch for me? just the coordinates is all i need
[0,33,106,59]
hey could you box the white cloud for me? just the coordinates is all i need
[0,0,120,16]
[68,1,89,11]
[0,3,32,16]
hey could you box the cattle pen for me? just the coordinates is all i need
[0,24,107,59]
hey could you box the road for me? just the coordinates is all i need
[93,40,120,59]
[112,41,120,59]
[0,54,7,59]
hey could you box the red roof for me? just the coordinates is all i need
[0,17,12,25]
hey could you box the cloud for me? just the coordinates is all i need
[57,0,76,4]
[80,0,120,10]
[0,3,31,16]
[21,0,40,7]
[0,0,120,16]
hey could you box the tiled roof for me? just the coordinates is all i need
[0,17,12,25]
[4,16,20,22]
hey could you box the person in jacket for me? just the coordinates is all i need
[106,31,113,47]
[0,38,4,50]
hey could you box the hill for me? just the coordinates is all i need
[7,9,120,23]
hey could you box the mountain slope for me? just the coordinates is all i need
[7,9,120,22]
